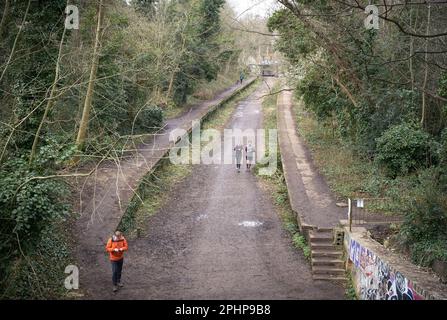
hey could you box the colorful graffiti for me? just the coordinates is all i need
[349,239,425,300]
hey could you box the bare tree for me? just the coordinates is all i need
[0,0,11,37]
[421,4,431,128]
[75,0,104,152]
[29,22,68,164]
[0,0,31,83]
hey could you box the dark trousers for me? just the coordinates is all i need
[236,156,242,169]
[111,259,124,285]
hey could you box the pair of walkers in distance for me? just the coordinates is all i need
[233,141,255,173]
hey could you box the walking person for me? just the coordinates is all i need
[105,231,128,292]
[245,141,256,171]
[234,144,243,172]
[239,71,245,85]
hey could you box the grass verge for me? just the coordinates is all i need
[345,271,358,300]
[293,96,412,214]
[255,82,311,260]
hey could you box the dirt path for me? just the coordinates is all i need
[73,79,255,297]
[88,79,345,299]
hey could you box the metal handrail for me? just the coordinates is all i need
[348,197,392,231]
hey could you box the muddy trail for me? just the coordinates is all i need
[73,79,255,298]
[88,79,345,299]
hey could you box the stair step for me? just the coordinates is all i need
[311,258,344,267]
[313,274,347,281]
[314,228,333,233]
[309,231,333,237]
[309,235,333,243]
[311,250,343,258]
[310,243,336,250]
[312,267,345,275]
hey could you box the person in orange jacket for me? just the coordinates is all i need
[105,231,128,292]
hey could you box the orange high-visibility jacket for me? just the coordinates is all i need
[105,236,128,261]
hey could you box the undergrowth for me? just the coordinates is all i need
[293,95,447,268]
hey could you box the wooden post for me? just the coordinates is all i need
[348,198,352,232]
[137,227,141,238]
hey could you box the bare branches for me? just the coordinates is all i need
[259,87,293,99]
[0,0,31,83]
[334,0,447,38]
[29,14,68,165]
[75,0,104,152]
[0,0,10,37]
[228,25,279,37]
[421,3,432,127]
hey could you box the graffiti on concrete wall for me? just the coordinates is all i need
[349,239,425,300]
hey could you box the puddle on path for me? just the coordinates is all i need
[196,214,208,221]
[238,221,263,228]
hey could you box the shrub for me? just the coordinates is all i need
[133,105,164,133]
[399,176,447,266]
[0,157,69,251]
[0,150,70,295]
[292,233,311,259]
[438,129,447,192]
[375,123,432,177]
[1,227,72,299]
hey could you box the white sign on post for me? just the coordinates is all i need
[357,199,364,208]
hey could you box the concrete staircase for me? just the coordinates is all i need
[309,228,346,281]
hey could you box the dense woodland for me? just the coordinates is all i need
[269,1,447,269]
[0,0,266,298]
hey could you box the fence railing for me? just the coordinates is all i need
[347,197,402,231]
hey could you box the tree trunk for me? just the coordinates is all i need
[333,74,359,109]
[166,35,187,102]
[409,9,415,90]
[29,23,67,165]
[166,71,175,101]
[75,0,104,152]
[0,0,11,37]
[0,0,31,83]
[421,5,431,128]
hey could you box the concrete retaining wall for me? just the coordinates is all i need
[344,227,447,300]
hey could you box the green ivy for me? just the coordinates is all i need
[0,146,71,298]
[376,123,433,177]
[399,175,447,266]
